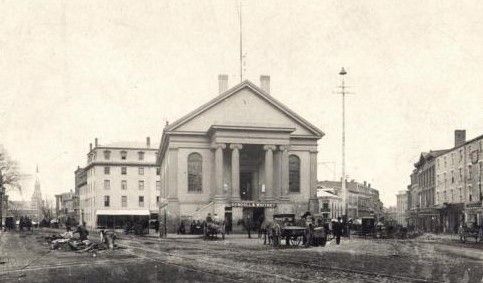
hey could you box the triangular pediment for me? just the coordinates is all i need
[166,81,324,138]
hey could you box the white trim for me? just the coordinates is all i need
[96,209,150,216]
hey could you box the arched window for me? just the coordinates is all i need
[289,155,300,193]
[188,153,203,192]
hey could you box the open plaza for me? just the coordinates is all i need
[1,228,483,282]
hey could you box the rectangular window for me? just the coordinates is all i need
[156,181,161,191]
[138,151,144,161]
[138,167,144,175]
[156,196,160,204]
[156,168,160,175]
[121,167,127,175]
[104,150,111,160]
[139,180,144,190]
[104,180,110,190]
[104,166,110,175]
[138,196,144,207]
[121,180,127,190]
[121,196,127,207]
[121,151,127,160]
[104,195,110,207]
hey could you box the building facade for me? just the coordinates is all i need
[55,190,77,224]
[74,167,87,223]
[407,150,446,232]
[317,180,383,220]
[157,76,324,232]
[79,138,160,229]
[434,130,483,231]
[396,190,407,226]
[316,186,342,220]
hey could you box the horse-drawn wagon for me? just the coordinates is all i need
[458,224,482,243]
[203,220,226,240]
[263,213,328,247]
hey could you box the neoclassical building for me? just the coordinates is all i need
[157,76,324,232]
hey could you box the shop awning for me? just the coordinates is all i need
[96,210,150,216]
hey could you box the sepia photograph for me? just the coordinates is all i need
[1,1,482,282]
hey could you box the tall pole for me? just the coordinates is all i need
[339,68,347,217]
[239,0,243,83]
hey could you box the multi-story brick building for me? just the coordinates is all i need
[79,138,160,229]
[317,180,383,220]
[407,149,447,232]
[435,130,483,231]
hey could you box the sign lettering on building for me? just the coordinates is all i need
[231,201,277,208]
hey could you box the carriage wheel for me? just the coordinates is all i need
[290,236,302,246]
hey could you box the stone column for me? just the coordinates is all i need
[263,145,276,201]
[213,143,226,199]
[230,144,243,201]
[279,145,289,201]
[308,149,319,213]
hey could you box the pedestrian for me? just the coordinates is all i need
[245,216,252,238]
[334,217,342,245]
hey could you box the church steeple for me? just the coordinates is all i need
[31,165,43,220]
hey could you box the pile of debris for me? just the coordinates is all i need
[45,230,117,253]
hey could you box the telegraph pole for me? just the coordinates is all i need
[338,67,348,217]
[238,0,243,83]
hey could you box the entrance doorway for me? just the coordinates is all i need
[253,207,265,224]
[240,172,252,200]
[242,207,265,232]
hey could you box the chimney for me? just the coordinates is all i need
[260,75,270,93]
[146,137,151,148]
[368,183,371,188]
[454,130,466,147]
[364,181,367,187]
[218,74,228,94]
[89,143,92,151]
[95,138,98,147]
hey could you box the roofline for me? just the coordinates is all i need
[87,146,158,156]
[165,80,325,138]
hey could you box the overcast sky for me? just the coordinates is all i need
[1,1,482,206]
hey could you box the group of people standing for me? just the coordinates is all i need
[18,216,33,231]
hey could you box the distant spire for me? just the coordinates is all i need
[36,164,39,174]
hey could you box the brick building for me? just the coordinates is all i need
[434,130,483,231]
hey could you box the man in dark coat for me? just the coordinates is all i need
[245,216,252,238]
[334,217,343,245]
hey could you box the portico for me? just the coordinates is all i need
[157,77,324,232]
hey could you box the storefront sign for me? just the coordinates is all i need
[231,201,277,208]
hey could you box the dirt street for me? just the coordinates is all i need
[1,229,482,282]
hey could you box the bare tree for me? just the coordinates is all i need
[0,148,21,227]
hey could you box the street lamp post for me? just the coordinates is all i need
[338,67,348,217]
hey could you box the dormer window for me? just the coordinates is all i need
[104,150,111,160]
[121,151,127,160]
[138,151,145,161]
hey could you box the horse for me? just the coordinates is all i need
[261,220,282,246]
